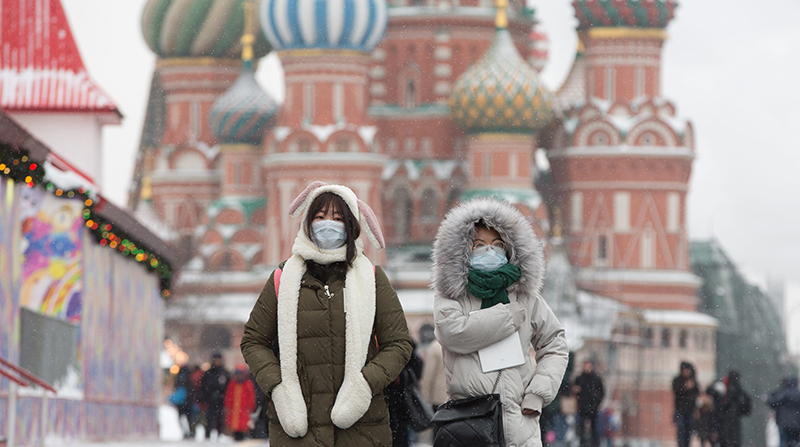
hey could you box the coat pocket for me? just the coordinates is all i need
[359,393,390,424]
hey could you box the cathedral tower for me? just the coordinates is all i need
[449,0,553,237]
[549,0,700,311]
[259,0,390,263]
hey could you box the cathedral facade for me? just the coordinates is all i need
[129,1,714,445]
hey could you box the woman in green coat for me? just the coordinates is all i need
[241,181,412,447]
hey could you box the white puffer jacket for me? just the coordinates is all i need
[432,199,569,447]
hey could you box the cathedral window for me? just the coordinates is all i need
[667,192,680,233]
[333,83,344,122]
[598,235,608,261]
[191,102,200,139]
[446,188,461,211]
[406,79,417,108]
[679,330,688,348]
[393,188,413,242]
[304,83,314,123]
[296,139,312,153]
[641,227,656,269]
[614,192,630,233]
[661,328,671,348]
[421,188,438,221]
[571,192,583,232]
[334,138,351,152]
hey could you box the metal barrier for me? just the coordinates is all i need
[0,357,56,447]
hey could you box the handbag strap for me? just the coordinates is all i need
[491,371,502,395]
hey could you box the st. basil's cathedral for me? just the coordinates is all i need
[128,0,717,445]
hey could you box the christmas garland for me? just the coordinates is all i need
[0,142,173,297]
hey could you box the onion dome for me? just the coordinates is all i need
[259,0,388,52]
[209,62,278,145]
[142,0,271,58]
[450,2,553,135]
[573,0,678,29]
[209,3,279,146]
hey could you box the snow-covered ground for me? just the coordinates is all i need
[42,405,432,447]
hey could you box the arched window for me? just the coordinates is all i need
[446,188,461,211]
[406,79,416,108]
[393,188,413,241]
[421,188,438,220]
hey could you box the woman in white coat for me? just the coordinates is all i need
[432,198,569,447]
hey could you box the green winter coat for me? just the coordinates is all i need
[241,264,412,447]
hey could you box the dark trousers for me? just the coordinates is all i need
[205,404,225,438]
[233,431,246,441]
[577,412,600,447]
[675,412,693,447]
[787,429,800,447]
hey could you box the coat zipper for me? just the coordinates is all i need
[323,284,333,299]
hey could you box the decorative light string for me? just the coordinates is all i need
[0,143,173,298]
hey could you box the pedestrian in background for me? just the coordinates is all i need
[768,376,800,447]
[387,346,424,447]
[225,364,257,441]
[201,352,230,440]
[170,365,194,439]
[697,394,716,447]
[707,370,751,447]
[190,365,206,436]
[672,361,700,447]
[573,360,604,447]
[432,198,569,447]
[240,182,413,446]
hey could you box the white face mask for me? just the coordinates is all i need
[311,220,347,250]
[470,245,508,272]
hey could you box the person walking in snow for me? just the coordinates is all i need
[432,198,569,447]
[241,182,413,447]
[201,352,230,440]
[707,370,751,447]
[574,360,605,447]
[225,364,257,441]
[673,361,700,447]
[768,376,800,447]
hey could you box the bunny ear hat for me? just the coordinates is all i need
[288,181,385,250]
[270,181,385,439]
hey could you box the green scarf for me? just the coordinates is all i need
[468,263,522,309]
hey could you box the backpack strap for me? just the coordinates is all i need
[272,265,376,298]
[273,268,282,296]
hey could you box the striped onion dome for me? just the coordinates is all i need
[450,28,554,135]
[259,0,388,52]
[573,0,677,29]
[142,0,271,58]
[209,62,279,145]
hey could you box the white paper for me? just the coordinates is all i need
[478,331,526,373]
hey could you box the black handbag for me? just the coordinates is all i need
[402,368,435,431]
[431,372,504,447]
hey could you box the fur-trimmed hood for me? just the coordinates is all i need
[432,198,545,301]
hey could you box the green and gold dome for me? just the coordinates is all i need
[450,1,553,134]
[142,0,271,59]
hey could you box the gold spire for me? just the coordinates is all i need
[495,0,508,30]
[241,0,255,62]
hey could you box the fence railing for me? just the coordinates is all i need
[1,357,56,447]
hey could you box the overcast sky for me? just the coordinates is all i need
[61,0,800,285]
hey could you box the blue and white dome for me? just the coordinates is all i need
[260,0,388,52]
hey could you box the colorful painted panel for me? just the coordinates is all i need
[20,188,83,323]
[0,179,21,394]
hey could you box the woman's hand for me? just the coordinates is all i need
[522,408,540,417]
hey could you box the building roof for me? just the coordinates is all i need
[0,0,120,119]
[0,110,180,268]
